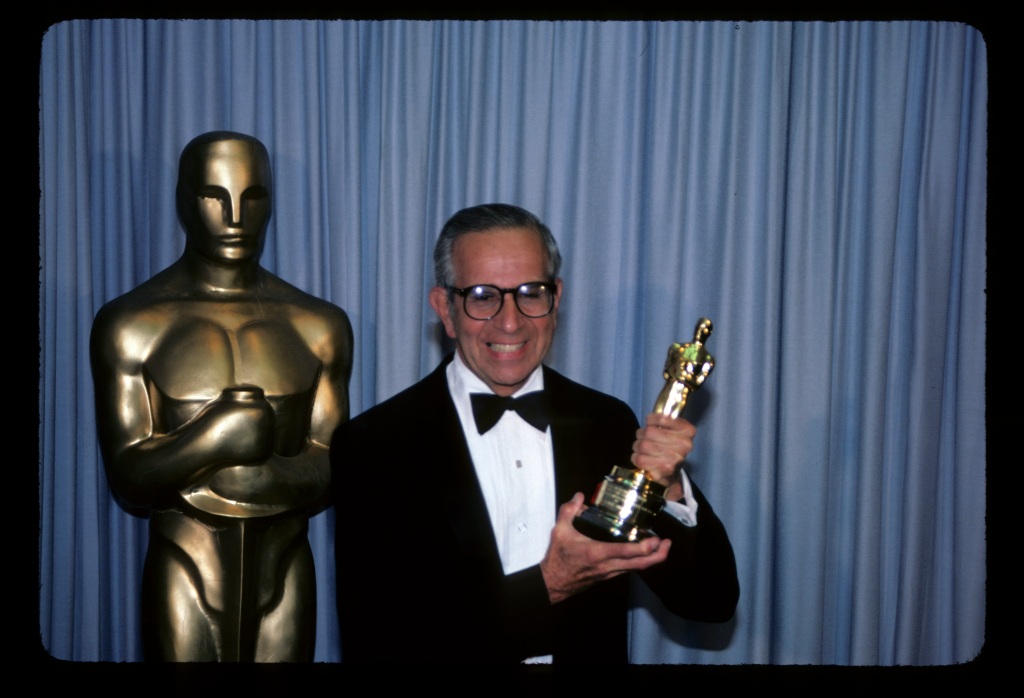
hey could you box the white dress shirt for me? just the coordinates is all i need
[448,353,555,576]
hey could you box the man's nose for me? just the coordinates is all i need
[493,292,524,331]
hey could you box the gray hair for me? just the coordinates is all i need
[433,203,562,289]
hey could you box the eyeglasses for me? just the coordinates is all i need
[448,281,557,320]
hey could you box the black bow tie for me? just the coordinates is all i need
[470,391,550,434]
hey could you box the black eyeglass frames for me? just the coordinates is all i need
[448,281,557,320]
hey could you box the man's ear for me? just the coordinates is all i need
[429,286,457,339]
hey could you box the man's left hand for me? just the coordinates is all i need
[630,413,695,502]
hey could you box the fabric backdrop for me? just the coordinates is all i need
[38,19,986,664]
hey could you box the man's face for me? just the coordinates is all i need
[185,139,271,264]
[429,227,562,397]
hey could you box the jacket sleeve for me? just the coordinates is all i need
[640,478,740,622]
[588,389,739,624]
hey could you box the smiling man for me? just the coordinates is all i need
[429,225,561,397]
[331,203,737,663]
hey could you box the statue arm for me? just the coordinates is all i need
[89,306,275,511]
[191,306,353,513]
[304,305,354,449]
[262,306,353,510]
[282,306,353,509]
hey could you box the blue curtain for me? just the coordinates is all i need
[39,20,986,664]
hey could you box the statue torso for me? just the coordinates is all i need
[144,302,321,451]
[138,296,325,518]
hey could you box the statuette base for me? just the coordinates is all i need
[573,465,666,542]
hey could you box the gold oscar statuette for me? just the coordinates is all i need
[573,318,716,542]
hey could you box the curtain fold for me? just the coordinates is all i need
[39,19,986,664]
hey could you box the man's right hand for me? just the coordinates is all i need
[539,492,672,604]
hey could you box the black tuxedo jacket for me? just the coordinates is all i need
[331,356,738,663]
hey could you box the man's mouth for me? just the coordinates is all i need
[488,342,525,354]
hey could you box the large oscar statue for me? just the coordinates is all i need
[90,132,353,661]
[574,318,715,542]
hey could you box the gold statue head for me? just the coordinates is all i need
[663,318,715,389]
[176,131,273,265]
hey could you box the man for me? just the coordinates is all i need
[332,203,737,663]
[90,132,352,661]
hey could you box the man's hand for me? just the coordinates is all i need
[540,493,672,604]
[630,413,696,502]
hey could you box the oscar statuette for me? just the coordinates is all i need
[573,318,716,542]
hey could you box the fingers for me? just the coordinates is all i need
[635,414,696,448]
[557,492,587,522]
[630,414,693,482]
[599,536,670,566]
[543,495,673,603]
[562,535,671,583]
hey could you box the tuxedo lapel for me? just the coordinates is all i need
[545,367,609,507]
[418,360,504,575]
